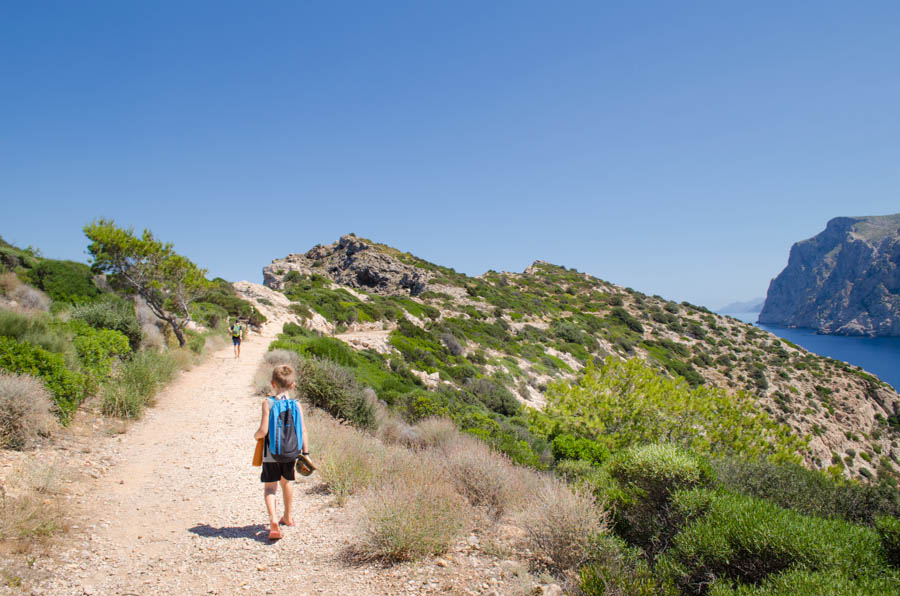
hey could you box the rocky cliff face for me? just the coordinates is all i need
[760,215,900,336]
[263,235,432,296]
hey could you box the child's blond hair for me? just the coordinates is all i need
[271,364,295,390]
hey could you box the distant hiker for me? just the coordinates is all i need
[229,319,243,358]
[253,364,308,541]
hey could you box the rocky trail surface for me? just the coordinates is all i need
[14,298,534,596]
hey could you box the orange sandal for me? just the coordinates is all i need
[268,524,282,541]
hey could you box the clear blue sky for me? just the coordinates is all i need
[2,1,898,309]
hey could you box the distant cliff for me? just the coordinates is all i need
[760,214,900,336]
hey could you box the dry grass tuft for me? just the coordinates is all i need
[0,272,21,296]
[0,373,58,449]
[441,433,530,519]
[252,349,300,396]
[9,285,49,312]
[519,476,608,575]
[357,454,469,562]
[376,412,421,447]
[308,412,384,505]
[0,459,68,540]
[413,417,458,450]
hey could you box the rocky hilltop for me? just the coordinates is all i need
[760,214,900,336]
[264,235,432,296]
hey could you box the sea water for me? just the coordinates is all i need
[721,312,900,391]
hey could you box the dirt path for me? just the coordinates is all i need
[25,318,530,596]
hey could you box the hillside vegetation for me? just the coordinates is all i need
[264,235,900,483]
[0,229,264,432]
[248,234,900,596]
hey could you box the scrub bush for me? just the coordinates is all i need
[68,320,131,379]
[520,475,608,574]
[358,453,468,561]
[712,456,900,526]
[309,413,383,504]
[658,488,890,594]
[579,535,675,596]
[708,568,900,596]
[0,373,58,449]
[465,377,520,416]
[101,350,179,418]
[294,357,375,428]
[552,433,610,464]
[27,259,99,305]
[439,432,529,518]
[0,337,88,422]
[875,515,900,567]
[10,285,49,311]
[608,444,713,559]
[71,298,143,350]
[0,310,76,367]
[190,301,229,330]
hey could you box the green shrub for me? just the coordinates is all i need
[608,444,713,559]
[0,337,88,422]
[552,433,610,464]
[190,301,229,330]
[282,322,316,337]
[71,297,143,350]
[464,378,520,416]
[68,320,131,378]
[101,350,178,418]
[295,357,375,428]
[611,307,644,333]
[712,457,900,526]
[201,278,267,325]
[27,259,99,305]
[875,515,900,567]
[580,535,675,596]
[708,568,900,596]
[543,357,805,461]
[0,310,78,368]
[658,488,889,594]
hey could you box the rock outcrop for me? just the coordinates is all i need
[263,235,431,296]
[760,214,900,336]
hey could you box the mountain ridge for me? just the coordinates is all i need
[261,234,900,482]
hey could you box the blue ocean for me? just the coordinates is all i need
[723,312,900,391]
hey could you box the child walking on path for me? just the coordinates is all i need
[253,364,309,541]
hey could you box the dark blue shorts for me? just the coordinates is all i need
[232,336,241,345]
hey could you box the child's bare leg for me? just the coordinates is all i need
[279,477,295,525]
[264,482,279,526]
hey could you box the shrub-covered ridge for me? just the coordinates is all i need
[262,235,900,482]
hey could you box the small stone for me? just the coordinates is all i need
[435,558,448,568]
[257,564,267,571]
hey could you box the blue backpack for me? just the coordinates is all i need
[266,397,302,462]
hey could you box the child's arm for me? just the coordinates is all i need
[253,399,270,440]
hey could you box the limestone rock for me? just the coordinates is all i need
[263,235,431,296]
[760,214,900,336]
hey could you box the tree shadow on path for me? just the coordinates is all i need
[189,523,271,543]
